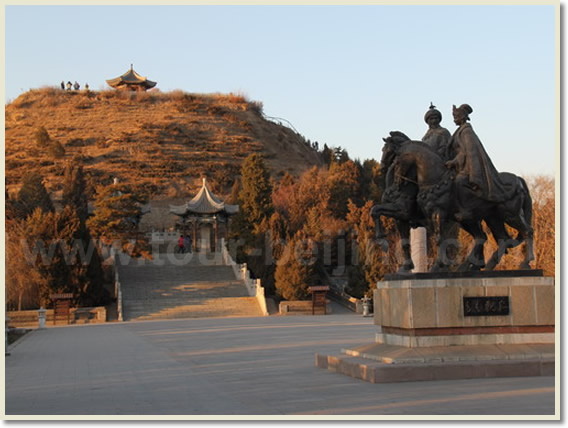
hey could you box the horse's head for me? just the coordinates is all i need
[380,131,410,169]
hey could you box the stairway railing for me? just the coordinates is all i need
[110,247,123,321]
[220,239,269,316]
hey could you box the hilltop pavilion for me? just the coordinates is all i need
[106,65,157,91]
[169,178,239,252]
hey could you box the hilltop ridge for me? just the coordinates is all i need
[5,88,323,201]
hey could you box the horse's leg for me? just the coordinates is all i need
[518,181,536,269]
[495,180,535,270]
[430,217,458,272]
[428,212,444,272]
[444,221,461,268]
[372,211,386,239]
[457,221,486,271]
[484,217,514,271]
[371,203,410,251]
[372,216,389,252]
[372,203,409,220]
[522,233,535,270]
[397,219,414,273]
[505,215,535,270]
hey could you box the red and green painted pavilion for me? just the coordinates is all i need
[169,178,239,252]
[106,65,157,91]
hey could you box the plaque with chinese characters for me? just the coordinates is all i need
[463,296,510,317]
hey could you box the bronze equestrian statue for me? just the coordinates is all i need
[371,104,534,273]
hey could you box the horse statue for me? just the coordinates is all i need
[371,132,534,272]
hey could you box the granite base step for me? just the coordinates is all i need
[315,342,555,383]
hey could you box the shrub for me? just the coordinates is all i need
[228,92,247,104]
[67,138,87,147]
[134,91,157,104]
[95,138,109,149]
[74,101,93,110]
[248,100,264,115]
[100,90,117,100]
[48,141,65,159]
[34,126,51,148]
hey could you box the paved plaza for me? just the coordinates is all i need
[5,312,555,417]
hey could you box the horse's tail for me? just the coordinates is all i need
[518,176,533,230]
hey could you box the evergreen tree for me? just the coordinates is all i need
[239,154,273,233]
[14,172,54,218]
[279,172,295,187]
[321,144,333,165]
[6,218,43,310]
[62,163,89,225]
[228,155,274,291]
[284,167,330,235]
[21,207,77,306]
[333,146,349,164]
[359,159,382,203]
[345,200,398,297]
[226,178,241,205]
[87,182,147,244]
[268,211,289,261]
[6,170,109,310]
[327,160,361,219]
[61,162,107,306]
[274,232,318,300]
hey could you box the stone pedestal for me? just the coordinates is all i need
[315,271,555,383]
[374,274,554,347]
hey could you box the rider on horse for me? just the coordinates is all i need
[422,103,452,161]
[445,104,515,205]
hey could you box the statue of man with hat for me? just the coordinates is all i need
[446,104,514,205]
[422,102,452,161]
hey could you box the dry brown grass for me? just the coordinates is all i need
[5,88,322,202]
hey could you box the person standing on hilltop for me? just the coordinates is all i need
[60,81,65,90]
[66,81,72,90]
[74,81,80,90]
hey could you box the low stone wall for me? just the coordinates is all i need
[279,300,331,315]
[220,239,269,316]
[7,307,107,328]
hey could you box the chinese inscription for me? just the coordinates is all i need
[463,296,509,317]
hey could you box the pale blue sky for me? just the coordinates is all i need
[5,4,557,176]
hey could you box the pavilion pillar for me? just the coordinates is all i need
[193,221,198,252]
[214,220,219,252]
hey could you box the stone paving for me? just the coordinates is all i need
[5,313,556,417]
[117,252,263,320]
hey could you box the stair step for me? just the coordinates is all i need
[117,256,263,321]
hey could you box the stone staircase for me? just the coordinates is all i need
[117,252,264,321]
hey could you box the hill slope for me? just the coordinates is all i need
[5,88,323,200]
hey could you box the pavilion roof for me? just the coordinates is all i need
[169,178,239,216]
[106,65,157,89]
